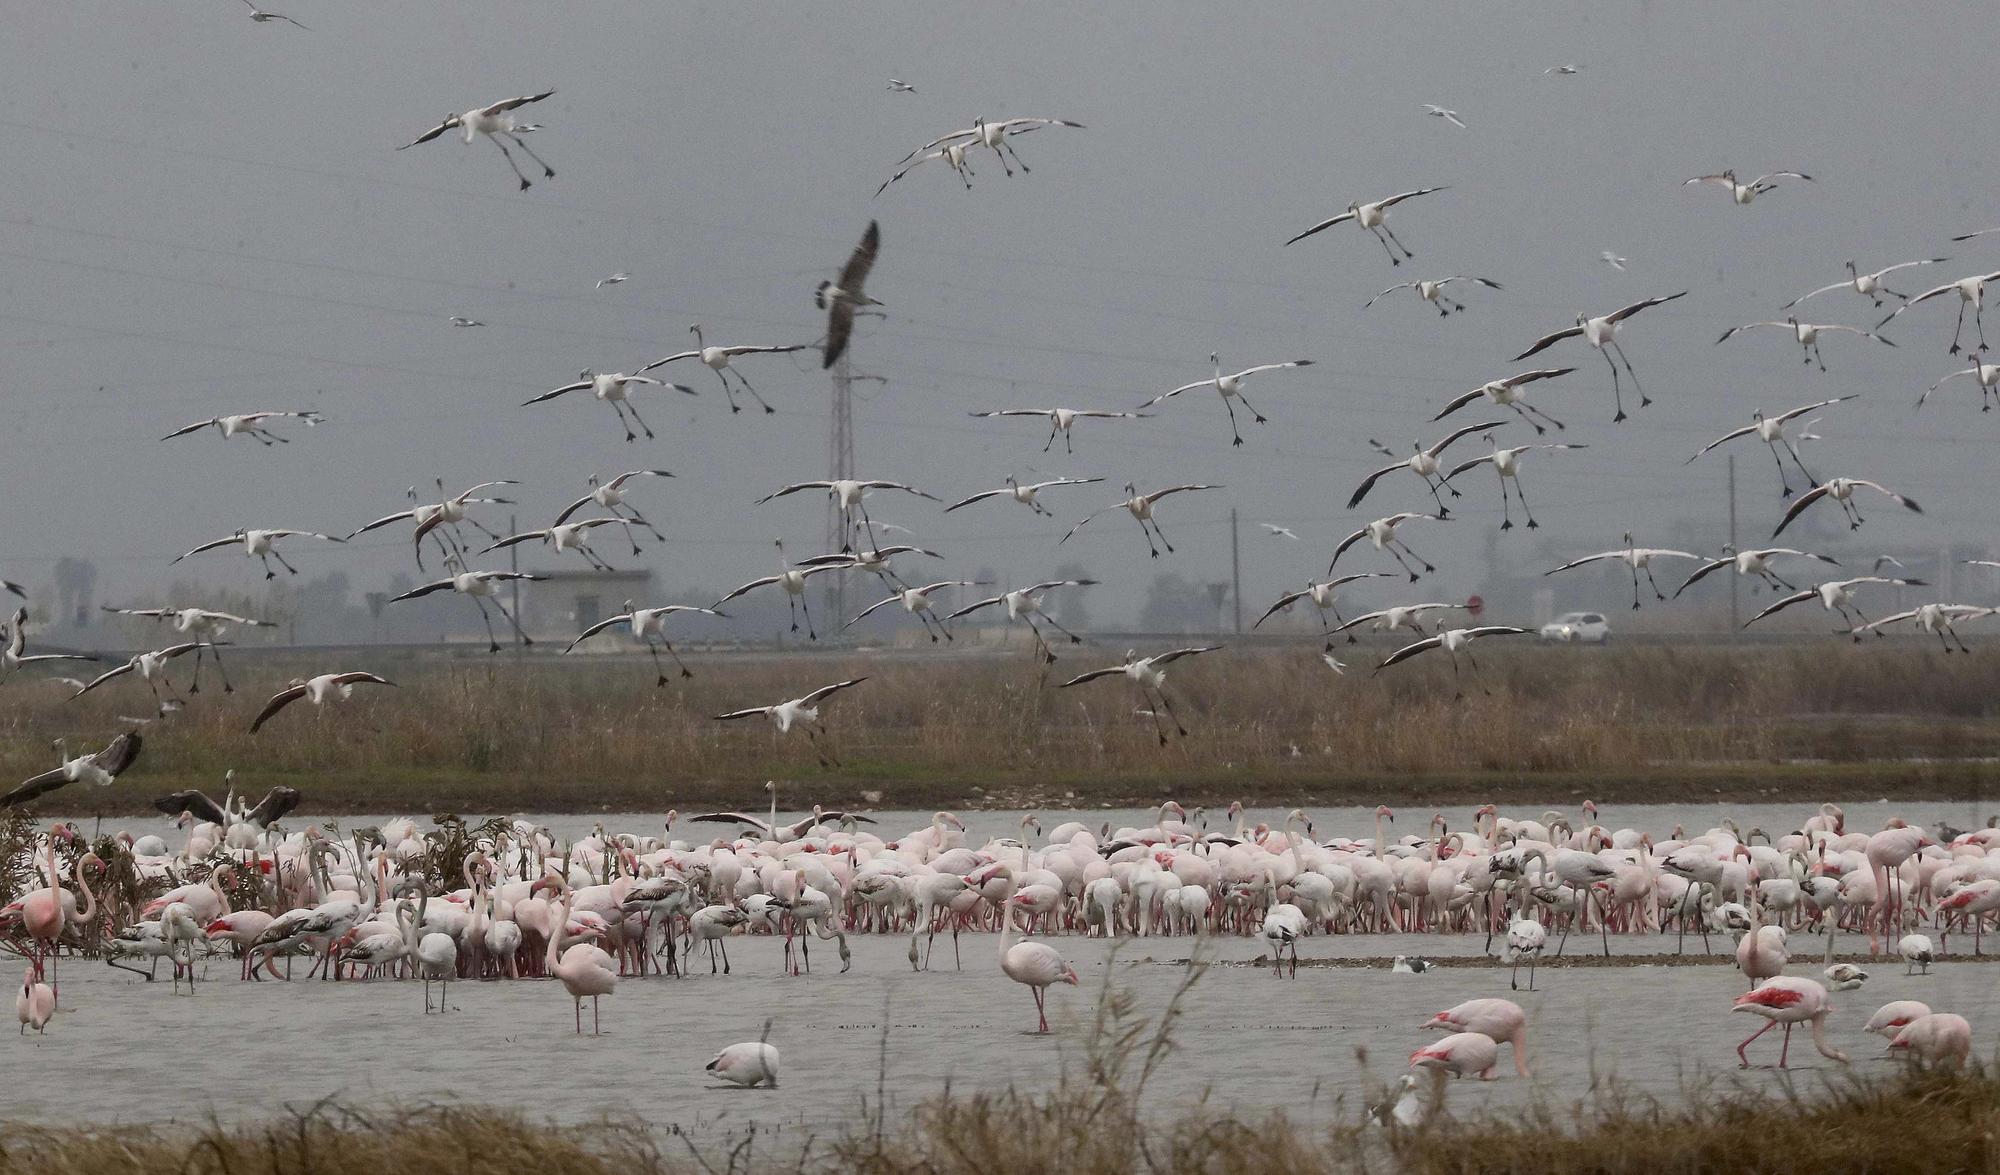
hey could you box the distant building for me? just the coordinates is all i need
[516,569,653,642]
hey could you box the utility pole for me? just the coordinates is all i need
[1229,508,1243,634]
[824,356,886,632]
[1726,455,1739,631]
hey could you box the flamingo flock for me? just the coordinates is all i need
[3,797,1993,1078]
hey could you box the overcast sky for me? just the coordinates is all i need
[3,1,1996,628]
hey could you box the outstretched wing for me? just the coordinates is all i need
[388,578,455,602]
[1543,552,1620,576]
[1251,589,1310,628]
[714,574,785,606]
[152,789,229,825]
[1283,210,1357,247]
[1771,483,1833,538]
[1744,590,1816,627]
[0,766,73,808]
[245,786,303,826]
[943,488,1006,512]
[563,614,632,652]
[248,684,309,733]
[801,678,868,705]
[1345,462,1406,511]
[160,419,217,441]
[173,535,243,562]
[944,595,1006,621]
[524,380,592,406]
[1150,645,1222,666]
[1378,186,1448,209]
[1375,635,1445,671]
[480,89,557,116]
[1608,291,1688,323]
[1670,559,1731,598]
[398,116,461,150]
[1058,665,1129,688]
[1512,324,1584,360]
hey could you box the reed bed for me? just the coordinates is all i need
[1,642,1996,814]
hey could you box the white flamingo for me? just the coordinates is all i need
[1686,396,1856,497]
[640,325,810,415]
[1878,270,2000,354]
[248,671,395,734]
[1433,368,1576,435]
[1328,513,1445,581]
[944,476,1103,517]
[713,540,845,639]
[1059,646,1221,744]
[1514,293,1687,421]
[398,90,557,191]
[566,601,726,683]
[1283,186,1449,265]
[1784,258,1949,310]
[388,557,542,652]
[1138,354,1316,446]
[1716,318,1895,371]
[1682,168,1813,205]
[523,369,694,442]
[161,410,322,445]
[1348,419,1507,517]
[174,528,343,579]
[1542,533,1704,609]
[1060,482,1221,558]
[713,679,868,766]
[969,407,1146,453]
[1773,478,1922,537]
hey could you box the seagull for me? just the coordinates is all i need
[1138,354,1315,446]
[1876,270,2000,355]
[596,272,629,289]
[1060,482,1220,559]
[969,408,1146,453]
[1686,396,1857,497]
[756,479,939,552]
[1854,604,1995,653]
[1745,577,1927,632]
[388,557,543,652]
[240,0,306,27]
[1,608,99,678]
[524,369,695,442]
[876,142,975,195]
[1420,105,1467,129]
[1783,258,1950,310]
[1919,362,2000,411]
[1251,573,1398,647]
[1716,318,1895,371]
[944,580,1096,663]
[1514,292,1687,422]
[1600,252,1627,271]
[845,581,981,643]
[1774,478,1922,537]
[887,79,916,93]
[398,90,556,191]
[1440,438,1587,531]
[1544,64,1580,75]
[161,411,323,445]
[1329,513,1445,582]
[348,480,518,569]
[1260,523,1301,541]
[1348,419,1508,517]
[1328,602,1469,642]
[448,316,484,328]
[0,733,142,808]
[1674,547,1841,598]
[895,117,1085,179]
[566,601,727,683]
[249,672,396,734]
[713,541,846,639]
[173,528,343,579]
[1320,652,1347,674]
[0,580,22,600]
[479,519,631,572]
[70,643,214,709]
[817,220,882,368]
[944,476,1103,517]
[99,606,274,693]
[153,784,300,831]
[1375,627,1533,697]
[1543,534,1705,609]
[713,679,868,767]
[1059,647,1222,745]
[1365,276,1501,317]
[553,470,675,553]
[1283,186,1449,265]
[640,325,809,415]
[1433,369,1575,435]
[1682,168,1813,205]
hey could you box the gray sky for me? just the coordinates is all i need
[4,1,1996,628]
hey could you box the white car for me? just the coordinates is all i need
[1539,611,1610,644]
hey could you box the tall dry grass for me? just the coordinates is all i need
[1,642,1997,813]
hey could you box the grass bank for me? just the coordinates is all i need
[1,643,1996,815]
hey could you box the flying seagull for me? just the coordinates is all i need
[1420,105,1467,129]
[818,220,882,368]
[241,0,306,27]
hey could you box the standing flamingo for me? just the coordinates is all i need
[1887,1013,1972,1068]
[1732,977,1848,1069]
[546,899,617,1035]
[998,875,1078,1033]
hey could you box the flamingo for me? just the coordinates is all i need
[98,605,274,693]
[712,679,868,767]
[547,900,617,1035]
[1409,1031,1499,1079]
[1366,275,1501,316]
[1347,420,1507,517]
[1137,354,1315,447]
[1744,576,1925,632]
[1060,482,1221,558]
[388,558,541,652]
[15,968,53,1034]
[756,478,939,551]
[0,732,144,807]
[1502,920,1546,990]
[348,480,518,570]
[1784,258,1949,310]
[248,672,395,734]
[1249,572,1396,648]
[713,540,845,639]
[640,326,809,416]
[174,528,343,579]
[1327,601,1468,643]
[161,410,323,445]
[1328,513,1445,582]
[523,369,694,442]
[1877,270,2000,354]
[1888,1013,1972,1067]
[553,470,674,549]
[1717,318,1895,371]
[1440,437,1586,531]
[944,475,1103,518]
[0,608,98,679]
[893,117,1084,182]
[1374,627,1533,697]
[708,1041,780,1087]
[1433,368,1576,435]
[1773,477,1922,538]
[1423,999,1531,1076]
[1854,603,1995,652]
[1059,646,1222,744]
[1733,977,1848,1069]
[1674,546,1839,598]
[1864,1000,1932,1038]
[996,873,1078,1033]
[1284,186,1449,265]
[1686,396,1857,497]
[1514,293,1688,421]
[1543,534,1704,609]
[944,579,1097,662]
[1920,362,2000,411]
[398,90,557,191]
[1682,168,1812,204]
[968,407,1146,454]
[845,581,980,643]
[566,601,725,683]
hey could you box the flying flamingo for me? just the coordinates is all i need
[398,90,557,191]
[997,872,1078,1033]
[1422,999,1531,1076]
[1732,977,1848,1069]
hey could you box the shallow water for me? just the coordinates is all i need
[13,931,1996,1134]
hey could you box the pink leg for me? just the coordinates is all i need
[1779,1022,1793,1068]
[1737,1019,1777,1067]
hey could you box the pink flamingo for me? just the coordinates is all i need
[1865,821,1932,953]
[1865,999,1932,1038]
[546,899,617,1035]
[1410,1031,1498,1079]
[206,911,277,980]
[1732,977,1848,1068]
[16,968,54,1034]
[20,829,93,1001]
[997,873,1077,1033]
[1887,1013,1972,1068]
[1422,998,1532,1076]
[1735,887,1788,990]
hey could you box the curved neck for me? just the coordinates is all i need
[546,901,568,970]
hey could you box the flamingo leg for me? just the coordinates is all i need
[1736,1019,1776,1067]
